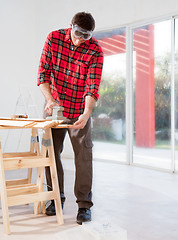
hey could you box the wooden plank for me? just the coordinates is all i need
[54,124,71,128]
[45,129,64,225]
[6,179,29,187]
[0,123,70,129]
[29,128,40,185]
[0,120,34,128]
[40,201,46,214]
[30,128,40,213]
[0,119,65,129]
[7,191,57,206]
[0,126,25,129]
[0,117,52,122]
[32,120,64,129]
[3,157,52,170]
[34,167,44,215]
[0,137,11,234]
[24,122,37,128]
[7,185,38,197]
[3,152,37,158]
[6,183,35,189]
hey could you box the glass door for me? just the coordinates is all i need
[132,20,172,170]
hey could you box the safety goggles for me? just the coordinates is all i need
[72,24,93,40]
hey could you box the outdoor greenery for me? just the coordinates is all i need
[92,53,177,145]
[92,72,125,142]
[93,72,125,119]
[155,54,171,132]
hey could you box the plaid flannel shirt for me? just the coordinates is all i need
[37,28,103,119]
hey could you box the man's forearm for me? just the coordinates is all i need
[39,83,58,115]
[39,83,54,102]
[83,95,96,117]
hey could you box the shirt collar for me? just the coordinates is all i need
[64,28,71,42]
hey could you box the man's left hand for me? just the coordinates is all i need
[69,113,89,129]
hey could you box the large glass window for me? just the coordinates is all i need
[91,18,178,172]
[132,21,172,170]
[92,28,126,162]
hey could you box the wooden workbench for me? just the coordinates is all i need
[0,118,68,234]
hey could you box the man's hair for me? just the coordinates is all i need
[71,12,95,31]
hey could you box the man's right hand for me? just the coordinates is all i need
[45,99,58,116]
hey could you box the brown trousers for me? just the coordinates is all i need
[45,117,93,209]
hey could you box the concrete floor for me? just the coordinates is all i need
[1,158,178,240]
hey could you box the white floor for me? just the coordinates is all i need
[1,158,178,240]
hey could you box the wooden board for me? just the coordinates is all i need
[0,117,53,122]
[0,119,71,129]
[32,120,64,129]
[54,124,71,128]
[0,120,34,128]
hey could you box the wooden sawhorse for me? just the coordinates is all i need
[0,125,63,234]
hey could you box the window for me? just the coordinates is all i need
[93,28,127,162]
[92,16,178,173]
[132,21,172,170]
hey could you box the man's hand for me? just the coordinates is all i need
[45,99,58,115]
[69,113,90,129]
[69,96,96,129]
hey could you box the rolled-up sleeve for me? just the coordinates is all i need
[84,49,103,100]
[37,32,53,86]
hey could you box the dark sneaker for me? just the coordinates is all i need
[76,208,91,225]
[46,201,56,216]
[46,197,65,216]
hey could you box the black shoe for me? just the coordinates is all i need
[76,208,91,225]
[46,201,56,216]
[46,198,65,216]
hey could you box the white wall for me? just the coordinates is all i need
[1,0,178,154]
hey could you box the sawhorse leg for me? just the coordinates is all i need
[30,128,45,214]
[41,128,63,224]
[0,137,10,234]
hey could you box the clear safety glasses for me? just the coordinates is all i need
[72,24,93,40]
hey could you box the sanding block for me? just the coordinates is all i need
[47,106,66,121]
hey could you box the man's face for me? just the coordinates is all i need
[70,24,93,47]
[71,29,86,46]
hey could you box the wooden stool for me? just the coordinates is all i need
[0,125,64,234]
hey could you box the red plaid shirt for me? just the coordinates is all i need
[37,28,103,119]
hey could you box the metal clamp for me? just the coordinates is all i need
[31,136,39,144]
[42,138,51,147]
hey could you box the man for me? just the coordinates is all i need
[37,12,103,224]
